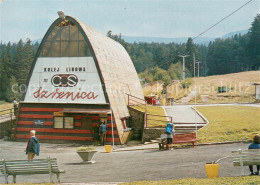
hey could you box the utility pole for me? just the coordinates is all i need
[178,54,189,80]
[196,62,202,77]
[193,53,197,140]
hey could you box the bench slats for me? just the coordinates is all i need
[0,157,65,183]
[232,149,260,176]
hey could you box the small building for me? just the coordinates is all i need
[15,14,144,144]
[252,83,260,100]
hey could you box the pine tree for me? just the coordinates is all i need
[0,42,13,100]
[247,14,260,70]
[20,38,34,85]
[15,39,24,85]
[6,76,21,102]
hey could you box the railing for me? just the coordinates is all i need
[146,113,172,128]
[127,94,174,128]
[0,108,14,122]
[127,94,147,114]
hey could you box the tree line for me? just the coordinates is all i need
[0,14,259,101]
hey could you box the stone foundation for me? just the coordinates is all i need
[142,128,164,143]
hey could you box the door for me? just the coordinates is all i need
[81,117,93,137]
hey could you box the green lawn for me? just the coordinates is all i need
[122,176,260,185]
[197,106,260,143]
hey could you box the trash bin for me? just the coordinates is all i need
[205,163,219,178]
[4,130,10,141]
[105,145,112,153]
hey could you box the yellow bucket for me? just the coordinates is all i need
[205,163,219,178]
[105,145,112,153]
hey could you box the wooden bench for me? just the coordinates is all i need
[158,133,197,150]
[232,149,260,176]
[0,157,65,183]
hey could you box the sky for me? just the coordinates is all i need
[0,0,259,43]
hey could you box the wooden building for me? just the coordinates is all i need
[15,14,144,144]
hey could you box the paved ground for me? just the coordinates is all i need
[163,105,205,124]
[0,140,250,184]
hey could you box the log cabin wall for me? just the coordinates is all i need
[15,103,120,144]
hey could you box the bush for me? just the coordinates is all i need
[181,78,193,88]
[77,146,96,152]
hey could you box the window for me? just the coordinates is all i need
[54,116,74,129]
[40,19,92,57]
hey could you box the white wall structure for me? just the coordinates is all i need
[24,57,106,104]
[256,84,260,100]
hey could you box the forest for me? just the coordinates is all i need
[0,14,259,101]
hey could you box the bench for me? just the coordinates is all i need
[158,133,197,150]
[0,157,65,183]
[232,149,260,176]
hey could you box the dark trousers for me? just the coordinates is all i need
[100,132,106,146]
[249,165,260,173]
[167,138,173,144]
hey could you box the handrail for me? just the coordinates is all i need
[0,108,14,120]
[145,114,172,128]
[126,93,146,102]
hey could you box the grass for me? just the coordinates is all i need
[197,106,260,143]
[132,105,168,128]
[144,70,260,104]
[192,70,260,104]
[122,176,260,185]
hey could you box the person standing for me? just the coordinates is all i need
[99,122,107,146]
[93,124,100,146]
[248,135,260,175]
[165,122,175,150]
[25,130,40,160]
[13,98,19,116]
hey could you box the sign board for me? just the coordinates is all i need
[64,117,74,128]
[53,112,64,116]
[256,85,260,100]
[34,119,44,125]
[24,57,106,104]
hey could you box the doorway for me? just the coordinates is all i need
[81,117,93,136]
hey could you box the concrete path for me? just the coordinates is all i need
[163,105,205,124]
[0,140,250,184]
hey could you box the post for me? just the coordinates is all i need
[47,156,53,183]
[110,110,115,150]
[2,159,8,184]
[193,53,198,139]
[196,62,202,77]
[145,101,147,127]
[178,54,190,80]
[10,109,12,122]
[238,149,245,176]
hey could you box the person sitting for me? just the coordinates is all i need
[248,135,260,175]
[165,122,175,150]
[158,131,167,150]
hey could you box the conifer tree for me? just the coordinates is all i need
[20,38,34,85]
[247,14,260,70]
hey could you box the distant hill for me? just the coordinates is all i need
[31,29,249,45]
[222,29,248,39]
[121,36,215,45]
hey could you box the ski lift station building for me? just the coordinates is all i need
[15,14,144,144]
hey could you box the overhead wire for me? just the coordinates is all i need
[193,0,253,40]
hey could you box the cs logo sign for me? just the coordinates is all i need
[51,74,78,87]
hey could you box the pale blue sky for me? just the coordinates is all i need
[0,0,259,43]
